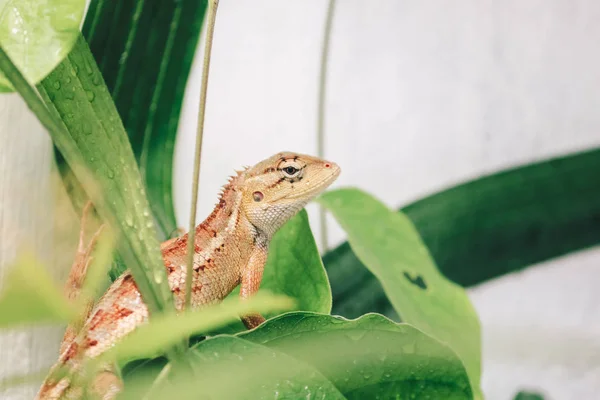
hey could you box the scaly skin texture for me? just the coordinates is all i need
[36,152,340,399]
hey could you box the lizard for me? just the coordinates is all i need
[36,151,341,399]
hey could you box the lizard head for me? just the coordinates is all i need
[240,151,341,238]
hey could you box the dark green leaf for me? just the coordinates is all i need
[240,312,473,399]
[513,390,545,400]
[326,148,600,317]
[80,0,208,237]
[319,189,481,398]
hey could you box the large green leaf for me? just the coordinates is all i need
[262,210,332,313]
[74,0,207,237]
[37,36,173,315]
[325,148,600,318]
[121,335,346,400]
[319,189,481,398]
[240,312,472,399]
[0,0,85,91]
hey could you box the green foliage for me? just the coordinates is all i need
[79,0,208,237]
[325,147,600,318]
[513,391,545,400]
[212,210,333,334]
[123,335,347,400]
[259,210,332,314]
[319,189,481,397]
[10,0,598,397]
[0,0,85,91]
[0,255,76,327]
[122,313,472,399]
[102,293,294,364]
[240,312,473,399]
[36,36,173,315]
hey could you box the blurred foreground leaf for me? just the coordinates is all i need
[102,292,294,364]
[0,0,85,91]
[122,335,345,400]
[319,189,481,398]
[0,254,75,327]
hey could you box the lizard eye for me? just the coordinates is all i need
[253,191,264,202]
[282,166,299,176]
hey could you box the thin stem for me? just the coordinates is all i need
[185,0,220,312]
[317,0,336,252]
[142,363,172,400]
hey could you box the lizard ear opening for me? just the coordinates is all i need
[252,191,264,202]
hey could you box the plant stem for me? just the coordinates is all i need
[143,362,172,400]
[185,0,220,313]
[317,0,337,252]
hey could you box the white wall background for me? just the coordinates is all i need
[174,1,600,399]
[1,1,600,399]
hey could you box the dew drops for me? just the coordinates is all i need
[53,81,61,90]
[154,271,163,284]
[82,121,93,135]
[86,90,95,102]
[65,76,71,84]
[107,169,115,179]
[125,215,134,227]
[402,342,416,354]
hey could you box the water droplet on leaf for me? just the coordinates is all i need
[125,215,134,227]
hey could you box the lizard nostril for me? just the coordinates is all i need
[324,163,331,168]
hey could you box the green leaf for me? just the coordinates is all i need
[127,335,346,400]
[263,210,332,313]
[78,0,208,237]
[101,292,295,364]
[318,189,481,398]
[37,36,174,315]
[325,148,600,318]
[240,312,473,399]
[216,210,332,335]
[513,391,545,400]
[0,254,76,327]
[0,0,85,91]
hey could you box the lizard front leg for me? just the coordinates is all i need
[239,245,269,329]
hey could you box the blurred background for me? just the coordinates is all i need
[2,1,600,399]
